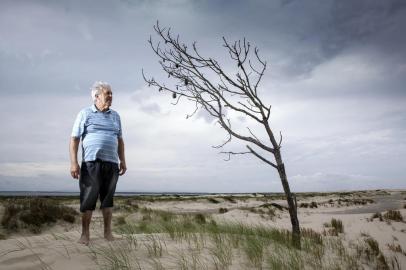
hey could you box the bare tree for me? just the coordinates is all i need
[143,22,300,247]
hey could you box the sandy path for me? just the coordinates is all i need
[325,192,404,214]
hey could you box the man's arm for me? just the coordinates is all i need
[70,137,80,179]
[118,137,127,175]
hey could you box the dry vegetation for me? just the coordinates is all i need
[370,210,404,223]
[323,218,344,236]
[83,205,402,270]
[0,191,405,270]
[91,195,404,270]
[1,197,77,234]
[383,210,404,222]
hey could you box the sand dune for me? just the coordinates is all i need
[0,190,405,269]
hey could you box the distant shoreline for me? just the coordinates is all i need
[0,189,403,197]
[0,191,213,197]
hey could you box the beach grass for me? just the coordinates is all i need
[0,191,403,269]
[383,210,403,222]
[323,218,344,236]
[1,197,77,234]
[86,206,398,270]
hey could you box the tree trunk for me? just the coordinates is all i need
[275,150,301,248]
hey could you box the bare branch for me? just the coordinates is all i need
[238,101,261,114]
[146,21,278,156]
[212,132,232,149]
[186,101,200,119]
[246,145,277,169]
[217,116,275,154]
[266,105,271,120]
[247,127,261,142]
[220,150,251,161]
[170,93,182,105]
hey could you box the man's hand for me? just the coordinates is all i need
[70,162,80,179]
[117,137,126,176]
[119,161,127,176]
[70,137,80,179]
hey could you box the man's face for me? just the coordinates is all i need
[96,87,113,110]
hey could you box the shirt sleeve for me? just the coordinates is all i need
[71,110,85,138]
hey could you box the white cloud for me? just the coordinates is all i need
[289,171,404,192]
[0,162,68,178]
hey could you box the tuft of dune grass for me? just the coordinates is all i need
[323,218,344,236]
[383,210,403,222]
[101,207,400,270]
[1,197,78,234]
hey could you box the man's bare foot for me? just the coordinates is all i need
[104,233,115,241]
[78,234,90,245]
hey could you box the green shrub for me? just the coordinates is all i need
[365,237,380,257]
[264,203,284,211]
[324,218,344,235]
[219,208,228,214]
[355,236,387,267]
[387,243,403,253]
[157,211,174,222]
[376,253,389,270]
[115,200,139,212]
[371,212,383,221]
[299,202,318,208]
[250,208,265,214]
[299,203,309,208]
[223,196,237,203]
[383,210,403,222]
[207,197,220,204]
[331,218,344,234]
[1,204,22,230]
[142,214,152,221]
[301,228,322,245]
[115,216,127,226]
[62,213,76,223]
[243,234,266,268]
[310,202,318,208]
[1,197,78,233]
[194,213,206,224]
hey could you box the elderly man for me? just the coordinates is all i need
[70,81,126,245]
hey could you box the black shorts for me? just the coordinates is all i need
[79,159,119,213]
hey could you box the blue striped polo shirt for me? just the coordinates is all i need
[71,105,122,164]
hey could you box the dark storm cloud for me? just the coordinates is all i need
[0,0,150,96]
[198,0,406,77]
[1,0,405,95]
[323,0,406,56]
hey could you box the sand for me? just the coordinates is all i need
[0,189,405,269]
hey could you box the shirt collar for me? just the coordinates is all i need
[92,104,111,113]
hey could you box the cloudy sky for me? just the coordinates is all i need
[1,0,405,193]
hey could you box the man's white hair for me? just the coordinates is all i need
[91,81,111,102]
